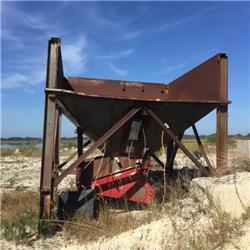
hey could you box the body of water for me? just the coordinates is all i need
[0,143,43,149]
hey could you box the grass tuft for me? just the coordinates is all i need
[1,190,39,244]
[61,201,147,243]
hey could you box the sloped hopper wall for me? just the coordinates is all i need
[46,53,228,158]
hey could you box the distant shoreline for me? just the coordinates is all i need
[1,140,42,145]
[1,134,249,145]
[0,137,79,145]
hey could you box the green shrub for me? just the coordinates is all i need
[192,149,202,161]
[1,190,39,243]
[206,135,216,144]
[61,140,77,149]
[1,148,15,156]
[19,144,41,157]
[2,212,38,242]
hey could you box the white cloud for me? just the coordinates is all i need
[116,30,144,41]
[3,3,50,31]
[96,49,134,60]
[2,34,87,92]
[156,62,186,75]
[1,70,45,91]
[22,13,48,30]
[158,14,200,32]
[62,37,87,74]
[116,10,210,41]
[2,3,63,46]
[1,73,28,89]
[106,62,127,77]
[1,28,22,44]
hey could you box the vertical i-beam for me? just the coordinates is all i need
[39,38,62,221]
[76,127,84,188]
[216,55,228,169]
[166,140,174,177]
[166,132,184,178]
[217,105,228,169]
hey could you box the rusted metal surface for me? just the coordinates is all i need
[39,37,229,223]
[167,132,184,177]
[168,54,228,103]
[216,56,228,169]
[61,55,229,103]
[144,108,206,172]
[46,90,218,157]
[64,77,170,102]
[76,127,83,188]
[53,108,141,187]
[151,153,164,168]
[40,38,63,221]
[216,105,228,169]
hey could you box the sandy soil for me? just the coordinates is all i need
[1,188,250,250]
[1,140,249,191]
[0,140,249,249]
[0,155,76,192]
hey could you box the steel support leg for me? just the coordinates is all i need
[39,38,63,223]
[39,95,60,221]
[216,105,228,169]
[166,140,174,177]
[54,111,61,168]
[166,132,184,178]
[76,127,84,188]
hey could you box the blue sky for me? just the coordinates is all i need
[1,1,250,137]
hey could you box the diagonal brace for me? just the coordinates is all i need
[151,153,165,168]
[192,124,213,170]
[53,107,142,186]
[144,108,206,172]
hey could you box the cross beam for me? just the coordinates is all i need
[144,108,208,174]
[53,108,142,187]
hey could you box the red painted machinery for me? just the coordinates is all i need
[91,165,154,204]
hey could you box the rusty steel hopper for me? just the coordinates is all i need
[39,38,229,221]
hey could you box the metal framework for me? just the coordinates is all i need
[39,37,229,221]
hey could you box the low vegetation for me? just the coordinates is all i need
[0,138,249,248]
[0,190,151,245]
[2,174,248,250]
[1,190,39,244]
[61,204,147,243]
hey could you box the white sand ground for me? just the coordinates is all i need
[0,140,249,249]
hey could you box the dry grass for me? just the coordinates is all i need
[61,202,149,243]
[242,206,250,221]
[213,156,250,177]
[186,211,239,250]
[181,139,216,154]
[188,186,242,250]
[0,190,151,245]
[1,150,249,248]
[1,190,39,243]
[1,148,16,157]
[209,208,239,249]
[0,182,246,249]
[1,146,42,157]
